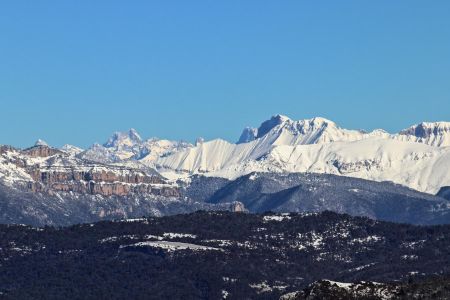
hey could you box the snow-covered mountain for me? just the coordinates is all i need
[104,128,143,148]
[396,121,450,146]
[10,115,450,194]
[77,128,193,165]
[236,115,450,147]
[237,114,450,148]
[155,115,450,193]
[237,115,388,145]
[2,114,450,225]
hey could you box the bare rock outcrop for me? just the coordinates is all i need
[22,145,63,158]
[2,146,179,198]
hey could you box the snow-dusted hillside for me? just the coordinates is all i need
[0,144,245,226]
[2,211,450,298]
[155,115,450,193]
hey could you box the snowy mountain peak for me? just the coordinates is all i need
[266,116,360,146]
[61,144,84,156]
[78,128,193,165]
[287,117,337,134]
[238,115,353,146]
[104,128,142,148]
[256,114,292,138]
[273,114,291,122]
[237,115,293,144]
[34,139,48,147]
[399,121,450,138]
[236,115,365,147]
[397,122,450,147]
[128,128,142,141]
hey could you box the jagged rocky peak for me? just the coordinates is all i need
[78,128,194,165]
[104,128,142,148]
[237,115,293,143]
[238,115,339,143]
[399,121,450,138]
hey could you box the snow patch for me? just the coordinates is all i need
[263,214,291,222]
[163,233,197,239]
[121,241,221,252]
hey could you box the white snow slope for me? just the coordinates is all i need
[155,115,450,194]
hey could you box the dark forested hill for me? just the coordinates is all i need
[185,172,450,225]
[280,277,450,300]
[0,211,449,299]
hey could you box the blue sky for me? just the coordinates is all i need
[1,1,450,148]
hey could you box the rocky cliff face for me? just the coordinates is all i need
[27,179,180,197]
[1,145,179,198]
[22,145,63,158]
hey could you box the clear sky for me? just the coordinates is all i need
[1,1,450,148]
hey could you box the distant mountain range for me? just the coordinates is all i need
[156,115,450,194]
[1,115,450,226]
[65,115,450,193]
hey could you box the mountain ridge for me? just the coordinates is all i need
[186,172,450,225]
[5,115,450,193]
[153,115,450,193]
